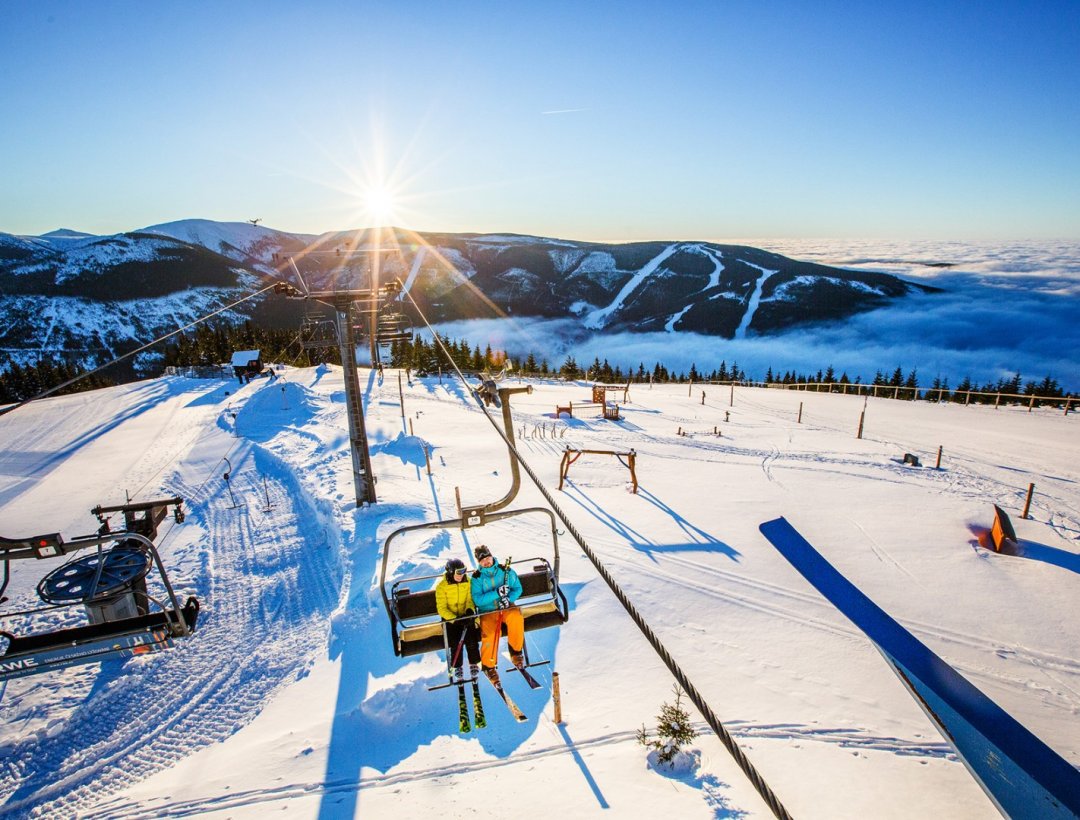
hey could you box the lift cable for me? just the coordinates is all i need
[398,284,794,820]
[0,282,280,419]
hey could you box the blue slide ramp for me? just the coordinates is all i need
[759,517,1080,820]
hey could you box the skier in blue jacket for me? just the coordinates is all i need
[469,544,525,678]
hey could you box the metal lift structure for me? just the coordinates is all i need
[271,248,419,506]
[1,497,199,681]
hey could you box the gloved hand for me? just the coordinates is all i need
[497,585,510,597]
[497,596,511,610]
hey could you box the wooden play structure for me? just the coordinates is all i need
[558,447,638,493]
[555,401,621,421]
[555,383,629,421]
[591,382,631,404]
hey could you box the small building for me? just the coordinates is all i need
[231,349,263,383]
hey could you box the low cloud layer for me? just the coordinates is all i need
[432,240,1080,390]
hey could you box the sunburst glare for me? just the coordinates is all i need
[362,185,398,226]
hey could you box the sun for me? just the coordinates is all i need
[363,186,398,226]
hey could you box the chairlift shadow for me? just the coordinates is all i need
[0,382,181,507]
[320,385,570,819]
[636,487,741,561]
[184,382,236,408]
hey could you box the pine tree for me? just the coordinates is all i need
[636,685,697,767]
[560,355,580,380]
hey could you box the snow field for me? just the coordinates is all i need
[0,369,1076,818]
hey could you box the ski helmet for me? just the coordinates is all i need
[445,557,467,581]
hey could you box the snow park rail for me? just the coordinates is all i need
[760,517,1080,819]
[399,281,795,820]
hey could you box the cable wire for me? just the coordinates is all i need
[399,284,795,820]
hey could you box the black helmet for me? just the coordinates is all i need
[445,557,467,581]
[474,544,492,561]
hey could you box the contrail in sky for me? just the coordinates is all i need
[541,108,589,115]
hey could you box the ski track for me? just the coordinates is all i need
[0,439,342,818]
[82,721,951,819]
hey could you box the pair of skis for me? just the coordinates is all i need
[457,675,487,733]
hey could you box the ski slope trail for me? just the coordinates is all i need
[0,383,343,818]
[734,262,778,338]
[583,243,680,329]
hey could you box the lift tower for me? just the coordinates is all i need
[272,247,414,506]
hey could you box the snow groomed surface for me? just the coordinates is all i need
[760,517,1080,819]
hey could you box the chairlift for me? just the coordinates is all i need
[375,308,413,348]
[379,385,569,668]
[0,497,199,682]
[299,312,339,351]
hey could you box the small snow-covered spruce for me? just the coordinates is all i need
[636,685,697,766]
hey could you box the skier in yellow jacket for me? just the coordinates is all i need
[435,557,481,682]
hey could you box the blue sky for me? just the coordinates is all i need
[2,1,1078,240]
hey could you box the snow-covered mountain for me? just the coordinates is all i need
[0,220,935,374]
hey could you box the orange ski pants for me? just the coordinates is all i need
[479,607,524,669]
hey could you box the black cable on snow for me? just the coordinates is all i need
[0,283,279,418]
[400,286,795,820]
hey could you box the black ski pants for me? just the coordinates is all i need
[445,617,481,668]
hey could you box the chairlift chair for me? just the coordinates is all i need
[299,313,339,351]
[378,384,569,667]
[0,498,199,682]
[380,507,569,659]
[375,308,413,348]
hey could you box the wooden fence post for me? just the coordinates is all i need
[935,445,943,470]
[798,401,803,424]
[1022,483,1034,519]
[552,671,564,723]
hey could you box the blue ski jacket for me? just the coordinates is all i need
[470,559,522,614]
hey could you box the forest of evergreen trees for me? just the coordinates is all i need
[1,319,1072,407]
[0,359,114,405]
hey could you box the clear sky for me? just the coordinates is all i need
[2,1,1078,241]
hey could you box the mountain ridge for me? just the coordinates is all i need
[0,220,938,374]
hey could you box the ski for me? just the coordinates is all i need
[457,683,471,733]
[515,665,542,690]
[483,669,527,722]
[471,679,487,729]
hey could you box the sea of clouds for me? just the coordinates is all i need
[432,239,1080,391]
